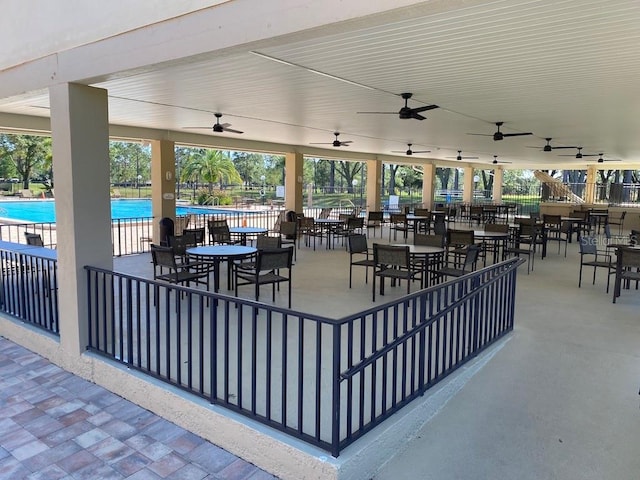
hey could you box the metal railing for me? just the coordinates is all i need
[85,257,523,456]
[0,246,59,335]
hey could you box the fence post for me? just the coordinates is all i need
[331,322,342,457]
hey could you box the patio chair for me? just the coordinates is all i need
[167,233,208,272]
[607,211,626,235]
[183,227,205,245]
[433,244,481,282]
[234,247,294,307]
[504,223,538,274]
[388,213,409,241]
[150,244,210,291]
[298,216,322,250]
[24,232,45,247]
[372,243,420,301]
[446,229,476,268]
[578,235,615,293]
[347,234,375,288]
[207,219,241,245]
[365,211,384,238]
[612,246,640,303]
[543,214,569,256]
[278,221,298,260]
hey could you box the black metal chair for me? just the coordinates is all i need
[366,211,384,238]
[433,244,480,282]
[578,235,615,293]
[150,244,210,291]
[347,234,375,288]
[372,244,420,301]
[234,247,294,307]
[612,246,640,303]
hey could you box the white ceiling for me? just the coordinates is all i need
[1,0,640,170]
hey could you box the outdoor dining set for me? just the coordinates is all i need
[145,205,639,307]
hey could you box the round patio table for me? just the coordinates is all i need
[187,245,257,293]
[229,226,268,246]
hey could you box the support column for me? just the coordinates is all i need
[421,163,435,210]
[492,168,503,203]
[463,166,474,204]
[50,83,112,361]
[366,159,382,211]
[150,140,176,240]
[285,151,304,213]
[585,165,597,204]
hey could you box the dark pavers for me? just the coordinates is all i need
[0,337,278,479]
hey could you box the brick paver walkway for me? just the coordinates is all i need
[0,337,277,479]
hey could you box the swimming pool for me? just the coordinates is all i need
[0,199,239,223]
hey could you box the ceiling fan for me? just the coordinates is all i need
[391,143,431,156]
[309,132,353,147]
[357,92,439,121]
[468,122,533,141]
[526,138,577,152]
[593,153,621,164]
[558,147,598,159]
[446,150,479,161]
[491,155,512,165]
[183,113,243,134]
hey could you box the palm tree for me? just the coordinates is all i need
[181,149,241,193]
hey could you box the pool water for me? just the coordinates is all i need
[0,199,236,223]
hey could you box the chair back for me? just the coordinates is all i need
[168,233,196,256]
[318,208,332,219]
[414,233,445,248]
[462,245,480,271]
[256,234,282,250]
[347,216,364,231]
[579,236,598,255]
[367,211,384,224]
[414,208,429,217]
[174,215,190,235]
[617,246,640,270]
[433,220,447,236]
[373,244,410,268]
[348,234,368,254]
[151,244,178,272]
[484,223,509,233]
[24,232,44,247]
[183,227,205,244]
[390,213,407,225]
[279,221,298,239]
[447,229,474,247]
[208,219,232,244]
[257,247,293,271]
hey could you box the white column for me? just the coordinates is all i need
[151,139,176,241]
[366,159,382,211]
[492,168,503,203]
[585,165,597,204]
[421,163,435,210]
[285,151,304,213]
[49,83,113,360]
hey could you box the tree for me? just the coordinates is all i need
[335,160,363,193]
[232,151,265,188]
[181,149,241,193]
[0,134,51,189]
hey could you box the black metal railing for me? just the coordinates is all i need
[85,257,522,456]
[0,245,59,334]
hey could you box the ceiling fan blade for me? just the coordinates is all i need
[550,146,579,149]
[411,150,431,153]
[411,104,439,113]
[309,142,333,145]
[467,133,493,137]
[340,141,353,145]
[182,126,211,129]
[356,111,396,115]
[502,132,533,137]
[222,126,244,134]
[410,112,427,121]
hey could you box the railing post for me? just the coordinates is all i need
[331,321,342,457]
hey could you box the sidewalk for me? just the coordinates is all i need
[0,337,277,479]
